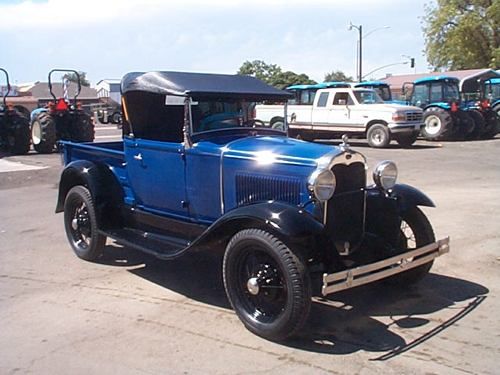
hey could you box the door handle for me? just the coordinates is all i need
[134,153,142,161]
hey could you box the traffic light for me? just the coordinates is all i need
[410,58,415,68]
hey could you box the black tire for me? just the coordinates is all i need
[454,111,475,140]
[31,112,56,154]
[395,132,418,148]
[422,107,454,140]
[63,186,106,261]
[6,114,31,155]
[466,109,485,139]
[482,109,499,139]
[223,229,311,341]
[71,113,94,142]
[386,207,435,285]
[367,123,390,148]
[110,111,122,125]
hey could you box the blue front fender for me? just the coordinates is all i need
[391,183,435,213]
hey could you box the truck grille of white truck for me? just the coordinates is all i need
[406,111,423,121]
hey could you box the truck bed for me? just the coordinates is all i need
[60,141,125,166]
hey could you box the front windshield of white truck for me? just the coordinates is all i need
[353,90,385,104]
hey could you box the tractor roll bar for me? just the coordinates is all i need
[0,68,11,107]
[48,69,82,103]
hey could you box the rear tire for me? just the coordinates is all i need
[482,109,499,139]
[31,112,56,154]
[367,123,390,148]
[422,107,454,140]
[71,113,95,142]
[466,109,485,139]
[63,186,106,261]
[7,114,31,155]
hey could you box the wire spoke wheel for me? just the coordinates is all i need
[223,229,311,341]
[63,186,106,261]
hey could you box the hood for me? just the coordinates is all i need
[357,103,422,112]
[222,135,340,167]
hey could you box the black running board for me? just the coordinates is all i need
[102,228,191,260]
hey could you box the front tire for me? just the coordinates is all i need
[386,207,435,285]
[367,123,390,148]
[7,115,31,155]
[467,109,485,139]
[223,229,311,341]
[422,107,453,140]
[63,186,106,261]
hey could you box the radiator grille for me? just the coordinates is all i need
[326,162,366,248]
[406,111,423,121]
[235,173,301,207]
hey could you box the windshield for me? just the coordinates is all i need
[443,82,460,101]
[353,90,385,104]
[485,81,500,100]
[191,99,284,133]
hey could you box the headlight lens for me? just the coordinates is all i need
[308,169,336,201]
[373,161,398,190]
[392,111,406,122]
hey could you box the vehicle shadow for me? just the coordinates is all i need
[103,243,488,356]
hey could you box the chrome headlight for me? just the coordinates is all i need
[373,161,397,190]
[308,169,336,201]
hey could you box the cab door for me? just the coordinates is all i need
[124,136,189,218]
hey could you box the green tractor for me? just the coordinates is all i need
[30,69,94,153]
[0,68,31,155]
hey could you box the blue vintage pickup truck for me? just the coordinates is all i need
[56,71,449,341]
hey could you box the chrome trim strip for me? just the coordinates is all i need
[321,237,450,295]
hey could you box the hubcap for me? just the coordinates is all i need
[247,277,260,295]
[425,115,442,135]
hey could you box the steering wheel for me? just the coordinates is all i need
[245,119,266,128]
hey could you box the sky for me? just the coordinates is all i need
[0,0,435,86]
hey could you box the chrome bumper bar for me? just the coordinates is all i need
[322,237,450,296]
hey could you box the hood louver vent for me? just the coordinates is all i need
[236,173,301,207]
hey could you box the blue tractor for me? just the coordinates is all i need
[354,81,406,105]
[404,76,477,141]
[0,68,31,154]
[459,70,500,139]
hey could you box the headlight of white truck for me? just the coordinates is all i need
[373,161,397,190]
[308,169,336,201]
[392,111,406,122]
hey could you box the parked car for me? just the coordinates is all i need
[256,87,424,147]
[56,71,450,341]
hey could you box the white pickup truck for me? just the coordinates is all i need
[256,87,424,147]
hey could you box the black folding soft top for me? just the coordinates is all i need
[121,71,293,100]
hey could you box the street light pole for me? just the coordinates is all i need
[349,23,389,82]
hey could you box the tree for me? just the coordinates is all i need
[237,60,316,89]
[423,0,499,70]
[324,70,354,82]
[62,71,90,87]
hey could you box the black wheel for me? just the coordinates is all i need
[395,132,418,148]
[270,116,284,130]
[367,123,390,148]
[386,207,435,285]
[111,111,122,125]
[31,112,56,153]
[422,107,454,140]
[223,229,311,341]
[454,111,475,140]
[63,186,106,261]
[482,109,499,139]
[71,113,94,142]
[6,114,31,155]
[466,109,485,139]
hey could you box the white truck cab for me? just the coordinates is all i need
[256,87,424,148]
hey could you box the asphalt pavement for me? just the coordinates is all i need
[0,127,499,374]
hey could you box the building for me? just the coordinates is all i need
[95,79,121,105]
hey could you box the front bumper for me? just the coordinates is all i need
[388,122,424,133]
[322,237,450,295]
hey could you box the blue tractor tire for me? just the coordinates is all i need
[466,109,485,139]
[482,109,499,139]
[422,107,454,140]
